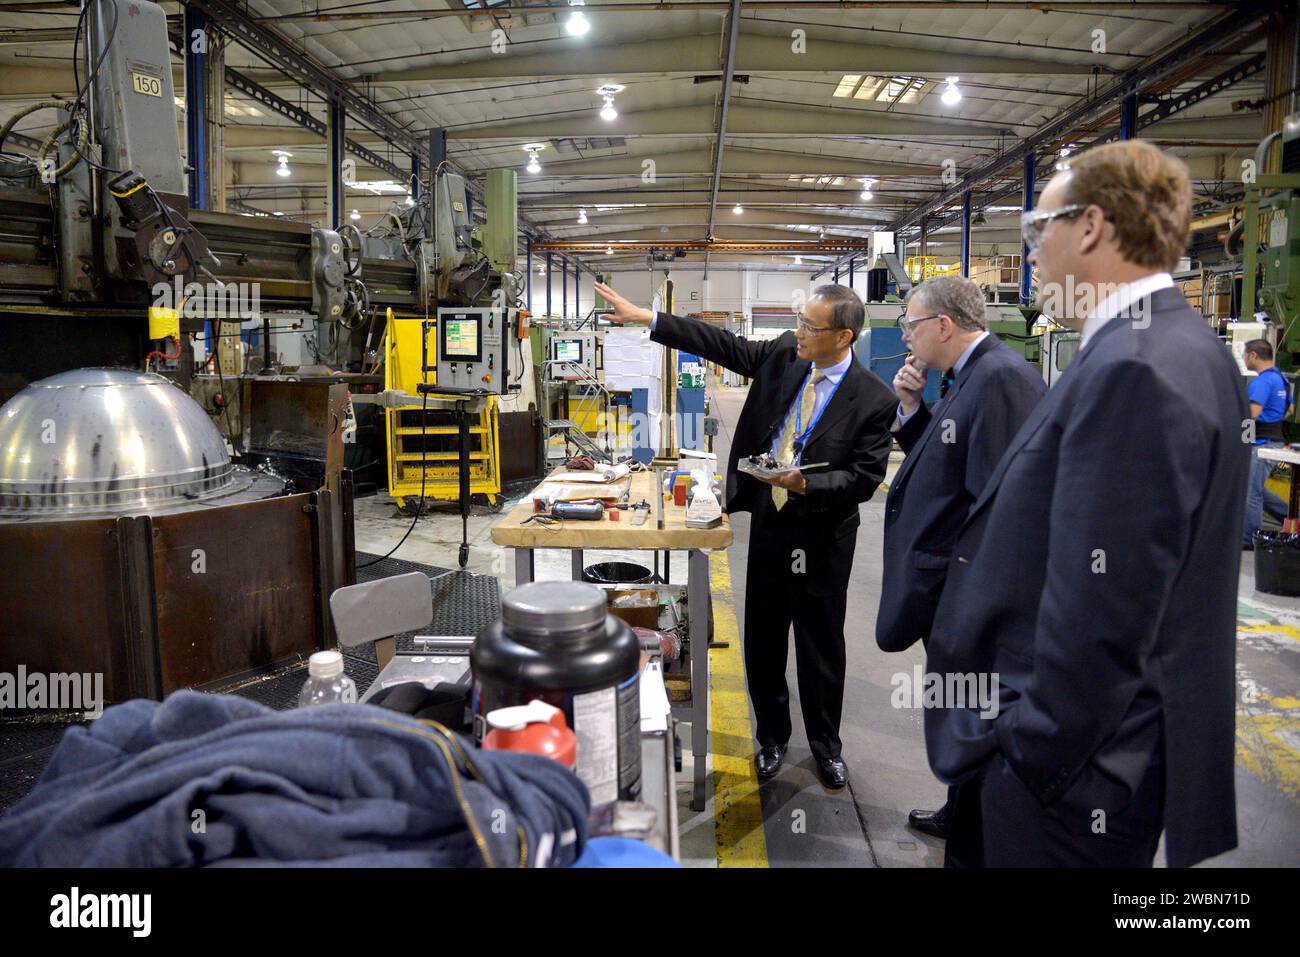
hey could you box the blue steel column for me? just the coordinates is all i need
[184,6,208,210]
[546,252,553,315]
[848,257,854,289]
[833,267,840,284]
[561,256,568,317]
[1020,152,1035,306]
[526,235,532,311]
[411,155,421,205]
[1120,92,1138,140]
[573,259,580,318]
[328,99,345,228]
[960,189,972,278]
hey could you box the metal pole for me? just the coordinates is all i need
[562,256,568,318]
[961,189,972,278]
[526,235,533,312]
[1120,92,1138,140]
[1021,152,1036,306]
[328,99,345,228]
[184,6,209,211]
[546,252,553,316]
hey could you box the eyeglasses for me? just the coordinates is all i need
[896,312,944,335]
[1019,203,1091,251]
[795,315,838,335]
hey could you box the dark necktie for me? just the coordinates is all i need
[939,369,956,398]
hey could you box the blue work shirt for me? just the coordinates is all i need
[1248,366,1290,444]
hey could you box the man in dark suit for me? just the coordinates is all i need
[925,140,1250,867]
[875,275,1045,855]
[594,280,897,788]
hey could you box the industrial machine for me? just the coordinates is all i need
[0,369,351,701]
[546,330,600,382]
[0,0,527,684]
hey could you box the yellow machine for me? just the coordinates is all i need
[906,255,960,283]
[383,312,502,508]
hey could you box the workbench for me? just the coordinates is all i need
[490,467,733,811]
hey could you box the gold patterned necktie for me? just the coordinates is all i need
[772,369,825,511]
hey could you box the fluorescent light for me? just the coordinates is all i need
[941,77,961,107]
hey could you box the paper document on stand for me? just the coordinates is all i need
[640,660,671,733]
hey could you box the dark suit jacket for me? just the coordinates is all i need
[876,335,1046,652]
[650,312,897,543]
[923,287,1250,868]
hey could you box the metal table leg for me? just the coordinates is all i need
[571,548,584,580]
[687,547,710,812]
[514,547,534,586]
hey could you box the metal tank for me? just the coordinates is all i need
[0,369,352,702]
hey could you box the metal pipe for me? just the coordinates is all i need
[704,0,743,240]
[259,2,1236,22]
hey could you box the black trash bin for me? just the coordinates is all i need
[1253,530,1300,597]
[582,561,654,585]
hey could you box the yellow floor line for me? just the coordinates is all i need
[708,549,770,868]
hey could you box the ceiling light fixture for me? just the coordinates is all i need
[272,150,293,178]
[941,76,962,107]
[577,208,588,224]
[565,0,590,37]
[733,203,743,215]
[596,84,624,122]
[349,209,361,221]
[522,142,546,174]
[859,177,876,201]
[605,246,614,255]
[794,255,803,265]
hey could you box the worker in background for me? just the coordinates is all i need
[876,275,1045,862]
[1241,338,1293,548]
[923,140,1250,867]
[593,280,897,789]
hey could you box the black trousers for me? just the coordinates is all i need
[971,752,1164,867]
[742,495,853,763]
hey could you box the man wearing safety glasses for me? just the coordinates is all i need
[594,280,897,789]
[922,140,1250,867]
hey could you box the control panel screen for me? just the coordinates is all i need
[443,317,480,359]
[554,339,583,363]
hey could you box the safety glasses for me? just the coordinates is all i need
[1019,203,1090,251]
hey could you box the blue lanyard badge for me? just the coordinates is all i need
[792,370,844,453]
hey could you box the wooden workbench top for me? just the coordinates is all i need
[490,467,733,549]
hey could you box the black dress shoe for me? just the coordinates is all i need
[815,756,848,789]
[756,744,786,780]
[908,803,951,839]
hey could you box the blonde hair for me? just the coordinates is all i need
[1061,140,1192,272]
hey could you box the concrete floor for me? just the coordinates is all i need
[353,376,1300,867]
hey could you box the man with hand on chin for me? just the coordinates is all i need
[594,280,896,789]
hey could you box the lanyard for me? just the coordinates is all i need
[792,368,845,451]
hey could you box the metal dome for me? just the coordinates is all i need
[0,368,239,517]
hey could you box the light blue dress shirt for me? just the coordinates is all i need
[895,331,988,427]
[770,351,853,462]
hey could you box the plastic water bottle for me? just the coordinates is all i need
[297,650,358,707]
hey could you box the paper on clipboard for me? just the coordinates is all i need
[549,463,631,484]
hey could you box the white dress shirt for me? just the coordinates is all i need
[1079,272,1173,349]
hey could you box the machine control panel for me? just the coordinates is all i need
[430,307,516,395]
[547,330,598,381]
